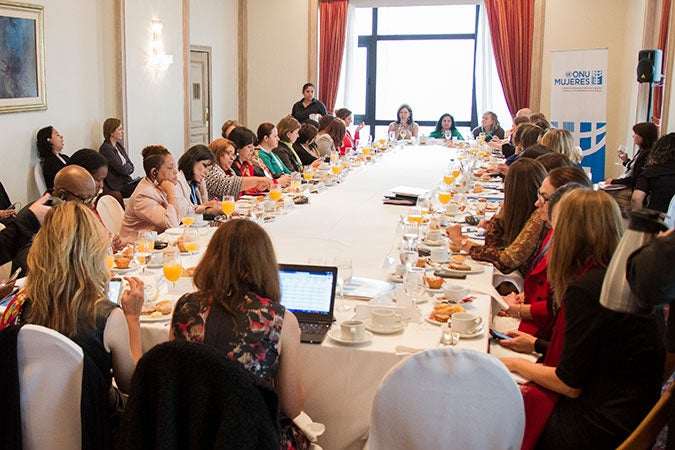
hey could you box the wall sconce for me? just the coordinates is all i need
[149,19,173,71]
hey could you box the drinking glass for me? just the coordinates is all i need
[407,206,423,225]
[400,130,407,141]
[290,173,302,192]
[163,249,183,292]
[416,195,430,215]
[269,185,282,202]
[399,247,419,269]
[334,256,353,311]
[401,221,419,249]
[105,247,114,271]
[437,188,452,206]
[181,214,195,227]
[444,130,452,140]
[221,195,235,220]
[615,145,628,166]
[388,131,396,143]
[403,267,426,305]
[182,227,199,255]
[302,170,314,183]
[443,170,455,186]
[135,232,154,274]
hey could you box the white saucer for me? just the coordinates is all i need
[164,228,184,235]
[456,326,484,339]
[386,273,403,283]
[365,319,405,335]
[424,315,447,326]
[140,313,172,322]
[327,328,373,345]
[112,263,138,274]
[433,294,474,305]
[422,239,445,247]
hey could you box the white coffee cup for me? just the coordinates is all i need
[445,203,460,215]
[371,308,402,331]
[263,200,276,212]
[193,214,205,225]
[443,285,470,302]
[451,312,483,334]
[430,247,449,263]
[426,229,442,242]
[340,320,366,341]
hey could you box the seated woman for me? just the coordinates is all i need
[388,104,419,140]
[273,117,303,172]
[0,181,17,224]
[220,119,241,139]
[171,219,310,449]
[604,122,658,211]
[501,189,663,450]
[471,111,505,142]
[69,148,108,201]
[205,138,270,199]
[293,123,321,166]
[0,202,144,431]
[256,123,293,176]
[541,128,582,164]
[447,159,549,277]
[36,126,70,190]
[632,132,675,213]
[498,168,592,354]
[99,118,137,206]
[120,145,181,244]
[291,82,327,124]
[175,144,222,216]
[429,113,463,140]
[314,118,346,157]
[335,108,364,154]
[231,126,290,189]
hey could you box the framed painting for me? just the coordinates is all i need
[0,1,46,113]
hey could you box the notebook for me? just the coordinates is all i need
[278,264,337,344]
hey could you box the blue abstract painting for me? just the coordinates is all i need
[0,16,37,99]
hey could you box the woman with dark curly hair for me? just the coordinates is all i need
[632,132,675,212]
[388,104,419,139]
[607,122,659,189]
[429,113,463,140]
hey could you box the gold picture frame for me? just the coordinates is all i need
[0,1,46,113]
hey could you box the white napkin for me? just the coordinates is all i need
[292,411,325,443]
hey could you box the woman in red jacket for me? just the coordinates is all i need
[498,167,592,355]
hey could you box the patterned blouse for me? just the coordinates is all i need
[469,211,549,276]
[172,291,284,380]
[204,164,243,200]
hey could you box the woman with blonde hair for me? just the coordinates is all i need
[171,219,309,449]
[501,189,663,449]
[0,202,144,425]
[541,128,582,163]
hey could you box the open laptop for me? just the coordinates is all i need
[278,264,337,344]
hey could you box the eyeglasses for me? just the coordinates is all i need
[62,189,96,206]
[537,191,550,203]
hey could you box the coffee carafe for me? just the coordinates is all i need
[600,209,668,314]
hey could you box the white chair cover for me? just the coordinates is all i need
[33,163,47,195]
[369,348,524,450]
[0,222,10,281]
[18,324,83,450]
[97,194,125,234]
[493,267,525,293]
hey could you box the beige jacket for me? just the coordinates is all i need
[120,177,180,244]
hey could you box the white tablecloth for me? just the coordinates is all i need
[141,145,506,450]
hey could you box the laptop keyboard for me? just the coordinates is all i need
[299,322,329,343]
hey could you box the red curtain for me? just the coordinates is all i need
[319,0,348,114]
[653,0,671,126]
[484,0,534,116]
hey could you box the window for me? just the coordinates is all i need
[336,4,509,140]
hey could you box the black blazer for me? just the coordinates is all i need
[99,140,134,192]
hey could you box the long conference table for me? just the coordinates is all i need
[141,144,506,450]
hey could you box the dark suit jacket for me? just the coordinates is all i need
[272,143,300,172]
[42,153,70,190]
[99,140,134,192]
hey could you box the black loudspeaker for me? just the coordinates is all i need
[637,49,663,83]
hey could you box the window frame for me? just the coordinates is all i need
[353,5,481,139]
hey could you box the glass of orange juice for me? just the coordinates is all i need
[181,215,195,227]
[407,206,423,225]
[163,249,183,292]
[221,195,236,220]
[438,189,452,205]
[105,247,114,271]
[269,186,282,202]
[331,164,343,176]
[443,171,455,186]
[182,228,199,255]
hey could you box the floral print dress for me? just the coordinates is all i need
[172,291,309,450]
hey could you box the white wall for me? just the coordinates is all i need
[190,0,239,141]
[0,0,112,204]
[123,0,185,166]
[247,0,310,128]
[539,0,645,179]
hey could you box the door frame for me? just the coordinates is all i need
[186,45,213,148]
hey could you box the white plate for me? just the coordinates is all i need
[140,313,172,322]
[386,273,403,283]
[424,315,448,326]
[164,228,184,235]
[190,222,209,228]
[440,263,485,275]
[365,319,405,335]
[327,328,373,345]
[421,239,445,247]
[433,294,474,305]
[112,263,138,274]
[425,286,445,294]
[467,232,486,240]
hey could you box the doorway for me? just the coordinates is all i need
[189,46,212,146]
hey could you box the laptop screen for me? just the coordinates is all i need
[278,264,337,316]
